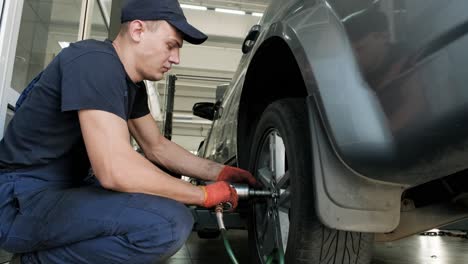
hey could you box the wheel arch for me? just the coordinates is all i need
[237,36,309,169]
[236,17,406,232]
[239,2,398,178]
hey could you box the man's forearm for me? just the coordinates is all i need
[102,146,206,205]
[145,136,224,181]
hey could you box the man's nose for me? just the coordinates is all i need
[169,49,180,65]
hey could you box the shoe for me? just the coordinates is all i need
[9,254,21,264]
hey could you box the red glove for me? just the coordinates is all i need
[216,166,259,187]
[200,181,238,209]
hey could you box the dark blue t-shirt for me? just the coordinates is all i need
[0,39,150,180]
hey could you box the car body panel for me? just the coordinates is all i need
[282,2,396,177]
[262,0,468,185]
[201,72,246,164]
[200,0,468,232]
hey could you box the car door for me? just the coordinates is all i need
[201,24,263,164]
[202,74,245,164]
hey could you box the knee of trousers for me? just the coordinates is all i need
[125,196,194,256]
[164,202,193,255]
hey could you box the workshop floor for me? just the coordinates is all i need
[162,231,468,264]
[1,231,468,263]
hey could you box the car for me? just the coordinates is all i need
[193,0,468,263]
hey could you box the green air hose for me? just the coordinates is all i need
[266,248,285,264]
[278,248,285,264]
[221,228,285,264]
[216,204,240,264]
[216,203,284,264]
[221,229,239,264]
[266,254,274,264]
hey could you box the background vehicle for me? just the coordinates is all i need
[194,0,468,263]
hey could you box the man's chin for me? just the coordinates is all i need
[146,73,164,82]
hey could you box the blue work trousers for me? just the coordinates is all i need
[0,161,193,264]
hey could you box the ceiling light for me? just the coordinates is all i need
[252,12,263,17]
[215,8,246,15]
[180,4,207,11]
[58,42,70,49]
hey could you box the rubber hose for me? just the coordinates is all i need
[221,229,239,264]
[265,248,285,264]
[278,248,285,264]
[265,254,274,264]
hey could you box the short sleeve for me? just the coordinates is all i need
[130,82,150,119]
[61,52,128,120]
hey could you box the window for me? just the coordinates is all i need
[10,0,83,93]
[90,0,112,40]
[9,0,113,93]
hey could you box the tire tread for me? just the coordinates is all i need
[248,98,373,264]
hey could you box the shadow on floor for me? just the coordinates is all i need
[161,230,249,264]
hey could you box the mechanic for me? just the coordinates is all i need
[0,0,257,263]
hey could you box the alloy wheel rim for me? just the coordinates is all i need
[254,129,291,262]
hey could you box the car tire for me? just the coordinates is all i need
[247,98,373,264]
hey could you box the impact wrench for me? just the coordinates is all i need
[205,182,275,200]
[230,183,276,200]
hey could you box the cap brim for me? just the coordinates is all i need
[167,20,208,45]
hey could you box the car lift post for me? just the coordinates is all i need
[163,74,177,140]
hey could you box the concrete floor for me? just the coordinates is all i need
[163,231,468,264]
[1,231,468,263]
[161,230,249,264]
[373,234,468,264]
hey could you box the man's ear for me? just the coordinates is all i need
[128,20,145,42]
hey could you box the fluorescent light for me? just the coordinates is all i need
[252,12,263,17]
[58,42,70,49]
[180,4,207,11]
[215,8,245,15]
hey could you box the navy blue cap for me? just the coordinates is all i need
[121,0,208,45]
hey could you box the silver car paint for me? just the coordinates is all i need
[201,0,468,232]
